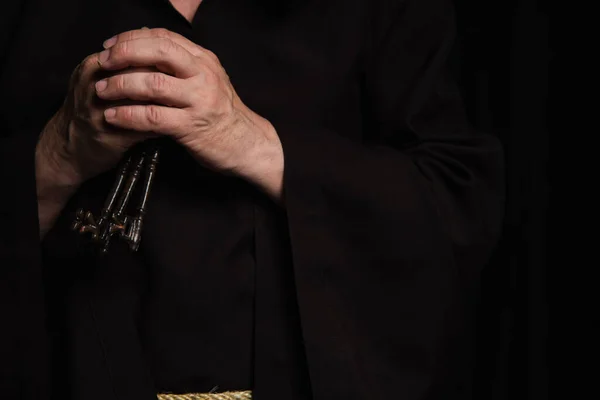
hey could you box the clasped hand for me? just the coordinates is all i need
[41,28,283,202]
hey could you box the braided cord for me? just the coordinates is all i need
[157,391,252,400]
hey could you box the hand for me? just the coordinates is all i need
[96,28,284,200]
[36,55,159,188]
[35,54,160,237]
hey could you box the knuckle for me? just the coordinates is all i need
[157,38,175,56]
[80,54,97,72]
[146,105,162,126]
[118,32,131,43]
[150,73,168,95]
[205,50,219,63]
[115,75,126,91]
[82,55,96,68]
[112,41,128,59]
[94,131,112,145]
[204,69,220,86]
[153,28,171,39]
[219,67,231,84]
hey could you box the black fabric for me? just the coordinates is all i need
[1,0,504,399]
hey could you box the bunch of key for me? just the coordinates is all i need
[72,142,160,254]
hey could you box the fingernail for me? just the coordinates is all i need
[98,50,110,65]
[104,108,116,119]
[103,36,117,49]
[95,80,107,92]
[141,26,149,30]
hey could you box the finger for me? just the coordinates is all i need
[103,104,188,137]
[103,28,220,66]
[98,37,200,78]
[104,28,203,56]
[96,71,194,108]
[74,53,104,83]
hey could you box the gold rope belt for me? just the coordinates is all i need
[157,391,252,400]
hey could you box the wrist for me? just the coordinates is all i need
[35,112,82,196]
[237,112,284,203]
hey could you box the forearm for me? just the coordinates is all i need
[35,115,81,239]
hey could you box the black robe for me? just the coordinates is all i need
[0,0,504,399]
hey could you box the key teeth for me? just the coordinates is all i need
[85,211,96,226]
[73,209,101,240]
[79,224,99,239]
[109,222,126,235]
[125,216,143,252]
[72,208,86,231]
[72,145,160,254]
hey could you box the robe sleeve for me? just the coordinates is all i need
[0,131,50,400]
[0,1,51,397]
[273,0,504,398]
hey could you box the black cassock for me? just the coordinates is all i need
[0,0,504,399]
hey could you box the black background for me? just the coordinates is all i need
[452,0,549,399]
